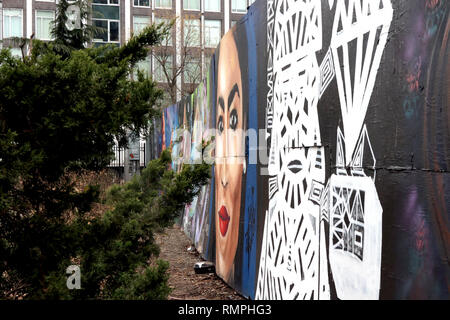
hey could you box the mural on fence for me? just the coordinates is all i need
[151,0,449,300]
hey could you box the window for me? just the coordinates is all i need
[184,56,201,83]
[3,9,23,38]
[154,17,172,44]
[204,20,221,48]
[231,0,247,13]
[93,19,119,43]
[183,0,200,11]
[134,0,150,7]
[134,55,151,79]
[205,0,220,12]
[93,0,119,5]
[36,10,55,40]
[183,19,200,47]
[154,54,173,83]
[133,16,150,35]
[155,0,172,9]
[231,20,237,28]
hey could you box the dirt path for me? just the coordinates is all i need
[155,225,245,300]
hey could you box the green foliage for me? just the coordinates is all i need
[0,0,211,299]
[39,151,209,300]
[109,260,171,300]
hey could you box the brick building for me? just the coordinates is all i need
[0,0,257,102]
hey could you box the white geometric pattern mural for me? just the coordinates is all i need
[257,0,393,300]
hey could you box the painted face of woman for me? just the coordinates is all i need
[215,31,245,281]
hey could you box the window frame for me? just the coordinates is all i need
[183,18,201,47]
[231,0,247,14]
[204,0,221,13]
[183,56,201,84]
[134,55,152,80]
[92,0,120,6]
[133,15,151,35]
[153,54,173,83]
[35,10,55,41]
[154,16,173,45]
[2,8,23,39]
[92,18,120,44]
[133,0,151,8]
[183,0,201,11]
[155,0,173,9]
[204,19,221,48]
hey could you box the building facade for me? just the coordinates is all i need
[0,0,257,102]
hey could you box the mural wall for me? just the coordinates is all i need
[150,0,449,300]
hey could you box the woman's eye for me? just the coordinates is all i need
[217,116,224,134]
[230,109,238,130]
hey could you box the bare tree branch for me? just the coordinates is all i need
[150,16,203,105]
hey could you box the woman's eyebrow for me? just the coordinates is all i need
[218,96,225,111]
[228,83,240,110]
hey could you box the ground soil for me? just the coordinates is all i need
[155,225,245,300]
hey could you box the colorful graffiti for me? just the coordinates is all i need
[149,0,449,300]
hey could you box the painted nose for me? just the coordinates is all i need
[220,157,228,188]
[221,127,229,188]
[221,174,228,188]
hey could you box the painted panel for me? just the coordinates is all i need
[151,0,449,300]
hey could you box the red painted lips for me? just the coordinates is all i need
[218,205,230,237]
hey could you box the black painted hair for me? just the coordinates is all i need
[214,19,250,291]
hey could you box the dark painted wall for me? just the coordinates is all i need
[150,0,449,300]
